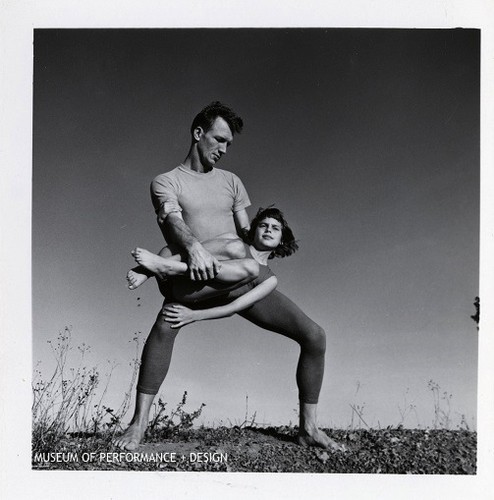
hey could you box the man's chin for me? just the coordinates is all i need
[200,160,215,170]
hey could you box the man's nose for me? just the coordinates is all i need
[219,143,227,154]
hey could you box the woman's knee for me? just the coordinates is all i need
[244,259,260,279]
[217,232,239,240]
[224,238,248,259]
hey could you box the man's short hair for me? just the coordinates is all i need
[190,101,244,136]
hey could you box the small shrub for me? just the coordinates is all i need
[147,391,206,441]
[428,380,452,430]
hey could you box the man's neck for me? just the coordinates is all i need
[183,149,212,173]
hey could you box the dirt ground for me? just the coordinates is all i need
[32,426,476,474]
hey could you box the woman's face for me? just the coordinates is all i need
[253,217,283,251]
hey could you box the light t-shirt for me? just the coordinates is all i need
[151,165,251,242]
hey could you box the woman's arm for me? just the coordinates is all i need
[163,276,278,328]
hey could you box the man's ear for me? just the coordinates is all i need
[192,126,203,142]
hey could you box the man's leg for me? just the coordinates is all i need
[238,289,343,450]
[113,311,181,450]
[116,236,249,448]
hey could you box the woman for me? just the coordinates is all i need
[129,206,298,327]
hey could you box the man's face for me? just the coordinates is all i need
[195,116,233,169]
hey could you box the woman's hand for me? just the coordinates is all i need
[162,304,199,328]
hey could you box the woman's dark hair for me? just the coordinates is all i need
[190,101,243,136]
[248,206,299,259]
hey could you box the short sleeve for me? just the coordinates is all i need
[231,174,251,212]
[150,174,182,216]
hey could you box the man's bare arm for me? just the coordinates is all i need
[159,211,220,281]
[234,208,251,242]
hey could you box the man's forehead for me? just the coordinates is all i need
[210,116,234,139]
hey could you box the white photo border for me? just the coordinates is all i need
[1,1,493,499]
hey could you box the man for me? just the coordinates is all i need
[114,101,341,451]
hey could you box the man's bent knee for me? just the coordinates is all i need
[303,324,326,355]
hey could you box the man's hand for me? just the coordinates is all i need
[160,213,220,280]
[187,242,221,281]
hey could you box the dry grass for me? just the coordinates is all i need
[32,326,206,454]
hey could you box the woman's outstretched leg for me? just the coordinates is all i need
[131,233,255,285]
[133,247,259,302]
[127,234,245,290]
[171,258,259,303]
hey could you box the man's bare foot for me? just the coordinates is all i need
[297,427,346,451]
[127,269,149,290]
[131,247,185,278]
[113,421,146,451]
[298,403,346,451]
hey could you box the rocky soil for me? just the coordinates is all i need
[32,426,476,474]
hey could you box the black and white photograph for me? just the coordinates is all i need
[2,1,494,499]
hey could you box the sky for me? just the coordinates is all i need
[32,28,479,429]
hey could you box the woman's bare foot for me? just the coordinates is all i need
[127,269,149,290]
[131,247,186,278]
[113,421,147,451]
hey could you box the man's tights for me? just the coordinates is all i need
[136,289,326,404]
